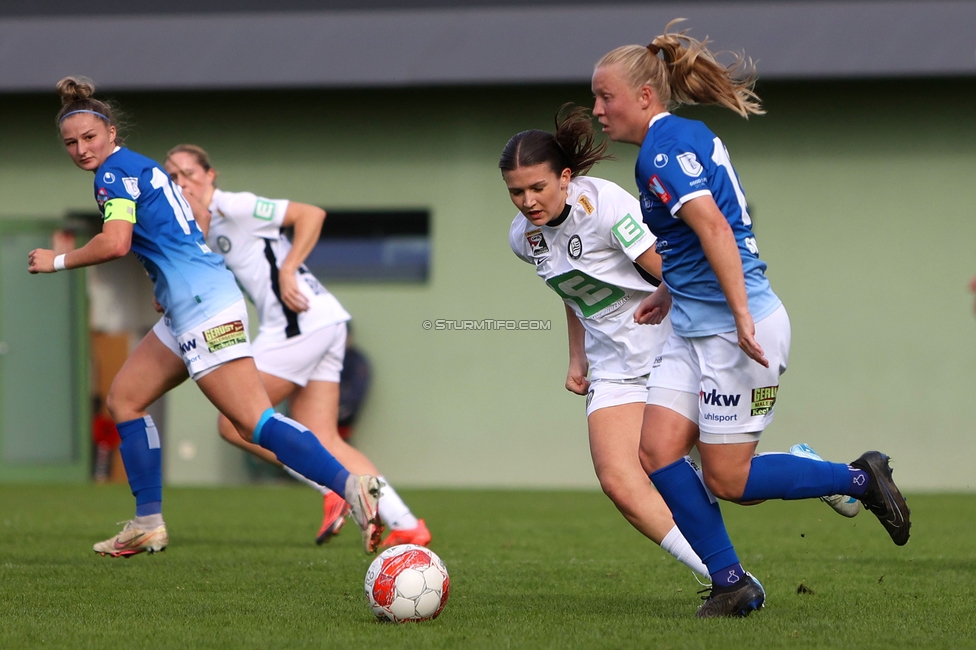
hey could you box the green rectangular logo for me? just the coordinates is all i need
[253,200,276,220]
[611,214,644,248]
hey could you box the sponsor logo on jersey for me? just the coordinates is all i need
[751,385,778,416]
[253,199,276,220]
[102,172,116,184]
[653,153,668,168]
[525,229,550,256]
[96,187,110,210]
[202,320,247,352]
[652,355,663,368]
[122,177,141,199]
[647,175,671,204]
[577,195,595,215]
[567,234,582,259]
[179,339,197,354]
[217,236,232,253]
[677,152,703,177]
[700,388,740,407]
[611,214,645,248]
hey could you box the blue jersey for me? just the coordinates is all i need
[94,147,241,334]
[635,113,780,336]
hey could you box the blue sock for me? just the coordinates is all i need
[650,457,739,579]
[117,416,162,517]
[712,563,748,589]
[253,409,350,494]
[741,453,862,502]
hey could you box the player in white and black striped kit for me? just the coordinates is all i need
[165,145,430,550]
[502,107,710,579]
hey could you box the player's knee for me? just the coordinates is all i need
[702,472,745,502]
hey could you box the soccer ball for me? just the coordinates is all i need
[364,544,450,622]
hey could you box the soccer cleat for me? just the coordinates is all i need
[316,490,350,545]
[93,521,168,558]
[696,573,765,618]
[380,519,432,549]
[344,475,384,554]
[850,451,911,546]
[789,443,861,518]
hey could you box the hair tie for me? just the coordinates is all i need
[647,43,661,56]
[59,109,109,124]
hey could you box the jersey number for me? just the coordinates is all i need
[710,138,752,227]
[150,168,197,235]
[546,271,626,318]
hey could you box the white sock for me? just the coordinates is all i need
[285,466,329,496]
[377,476,418,530]
[134,513,164,529]
[661,526,710,579]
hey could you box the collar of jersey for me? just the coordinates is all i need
[545,203,572,228]
[648,112,672,130]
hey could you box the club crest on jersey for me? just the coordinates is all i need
[217,236,232,253]
[525,229,550,256]
[577,195,595,215]
[647,175,672,204]
[122,177,141,199]
[677,152,703,177]
[653,153,668,168]
[567,234,583,259]
[102,172,116,184]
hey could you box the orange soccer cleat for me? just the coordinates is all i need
[316,490,350,545]
[380,519,432,549]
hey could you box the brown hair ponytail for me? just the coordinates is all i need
[499,104,611,177]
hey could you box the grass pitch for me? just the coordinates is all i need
[1,485,974,649]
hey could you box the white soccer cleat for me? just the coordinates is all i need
[789,443,861,518]
[93,521,168,558]
[344,475,384,554]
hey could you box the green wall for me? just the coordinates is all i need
[1,79,974,490]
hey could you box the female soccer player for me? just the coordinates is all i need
[591,22,911,617]
[163,145,430,549]
[501,106,709,579]
[29,77,384,557]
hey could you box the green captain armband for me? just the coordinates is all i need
[103,198,137,224]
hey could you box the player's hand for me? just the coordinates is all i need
[735,313,769,368]
[565,371,590,396]
[634,288,671,325]
[278,271,309,312]
[28,248,56,274]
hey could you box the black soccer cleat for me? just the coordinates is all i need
[850,451,911,546]
[695,573,765,619]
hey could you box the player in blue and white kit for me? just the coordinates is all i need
[591,23,911,617]
[28,77,385,557]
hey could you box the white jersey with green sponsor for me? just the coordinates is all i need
[207,188,350,343]
[509,176,672,380]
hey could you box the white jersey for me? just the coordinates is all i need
[207,188,350,342]
[510,176,671,380]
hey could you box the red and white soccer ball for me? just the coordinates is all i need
[364,544,450,622]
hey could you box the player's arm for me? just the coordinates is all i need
[564,304,590,396]
[278,201,326,313]
[678,195,767,367]
[28,203,133,273]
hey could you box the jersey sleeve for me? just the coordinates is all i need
[94,161,144,218]
[214,190,290,239]
[637,142,713,217]
[601,183,656,262]
[509,215,533,264]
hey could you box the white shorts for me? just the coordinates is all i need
[585,376,649,417]
[253,321,347,387]
[646,304,791,444]
[153,299,254,381]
